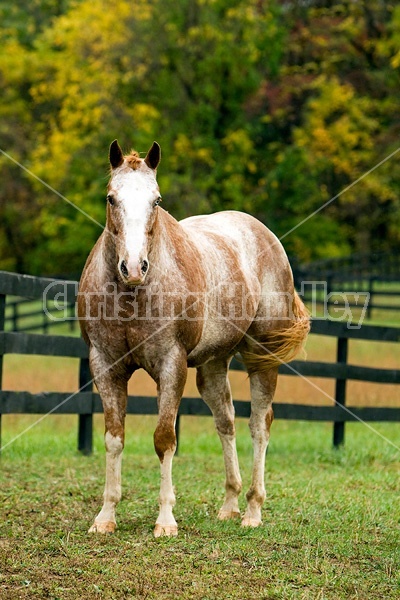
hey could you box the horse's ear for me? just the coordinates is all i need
[109,139,124,169]
[144,141,161,170]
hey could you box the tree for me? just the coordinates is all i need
[0,0,399,274]
[247,1,400,260]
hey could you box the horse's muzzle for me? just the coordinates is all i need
[119,258,149,285]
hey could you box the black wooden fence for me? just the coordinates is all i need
[293,250,400,282]
[293,251,400,319]
[6,252,400,333]
[5,296,77,333]
[0,270,399,454]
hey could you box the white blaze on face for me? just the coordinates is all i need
[110,163,159,284]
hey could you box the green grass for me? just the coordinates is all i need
[1,417,399,599]
[1,290,399,598]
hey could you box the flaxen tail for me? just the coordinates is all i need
[241,292,310,375]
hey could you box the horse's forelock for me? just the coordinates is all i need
[124,150,142,170]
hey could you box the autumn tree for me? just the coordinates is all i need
[0,0,399,273]
[249,1,400,259]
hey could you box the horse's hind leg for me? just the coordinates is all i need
[196,359,242,520]
[242,368,278,528]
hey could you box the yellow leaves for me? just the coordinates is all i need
[23,0,159,191]
[358,174,397,204]
[390,51,400,69]
[221,129,256,177]
[328,81,354,108]
[308,76,354,117]
[294,76,378,177]
[173,134,192,158]
[305,126,334,153]
[127,104,161,135]
[0,40,31,83]
[197,148,214,166]
[172,135,215,168]
[222,129,253,156]
[376,5,400,70]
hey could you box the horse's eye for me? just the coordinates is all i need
[107,194,115,206]
[154,196,162,207]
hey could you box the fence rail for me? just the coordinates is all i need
[0,270,399,454]
[5,256,400,333]
[298,278,400,320]
[293,250,400,281]
[293,251,400,319]
[5,297,76,333]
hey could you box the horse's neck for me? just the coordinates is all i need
[153,209,207,291]
[150,208,185,264]
[100,232,118,281]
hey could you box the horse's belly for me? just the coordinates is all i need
[186,315,252,367]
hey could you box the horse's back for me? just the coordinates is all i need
[180,210,292,292]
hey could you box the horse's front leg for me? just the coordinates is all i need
[153,347,187,538]
[88,348,128,534]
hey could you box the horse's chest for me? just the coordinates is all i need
[124,318,201,367]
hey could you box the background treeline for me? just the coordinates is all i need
[0,0,399,276]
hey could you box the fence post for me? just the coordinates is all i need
[42,299,49,334]
[78,357,93,455]
[367,276,374,320]
[0,294,5,452]
[68,302,76,332]
[175,414,181,456]
[333,335,348,448]
[12,301,18,331]
[326,274,333,315]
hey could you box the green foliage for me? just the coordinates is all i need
[0,0,399,274]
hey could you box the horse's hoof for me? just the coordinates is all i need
[154,524,178,538]
[241,517,262,528]
[218,510,241,521]
[88,521,116,534]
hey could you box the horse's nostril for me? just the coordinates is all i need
[141,260,149,274]
[120,260,129,278]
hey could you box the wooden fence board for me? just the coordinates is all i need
[0,331,88,358]
[1,270,400,451]
[233,357,400,384]
[0,391,94,414]
[310,319,400,342]
[279,360,400,384]
[0,271,77,302]
[1,391,399,423]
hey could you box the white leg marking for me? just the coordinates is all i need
[242,373,276,528]
[218,433,242,520]
[242,415,268,527]
[89,432,123,534]
[154,449,178,537]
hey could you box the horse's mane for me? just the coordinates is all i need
[125,150,142,170]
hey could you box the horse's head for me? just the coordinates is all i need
[106,139,161,286]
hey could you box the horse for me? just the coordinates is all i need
[78,139,309,537]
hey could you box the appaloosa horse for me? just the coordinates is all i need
[78,140,309,537]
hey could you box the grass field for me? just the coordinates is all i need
[1,306,399,599]
[1,417,399,599]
